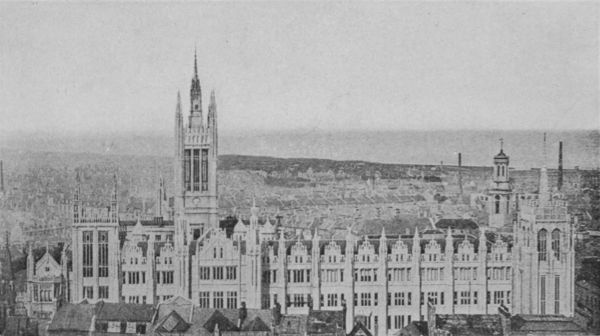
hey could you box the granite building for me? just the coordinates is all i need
[65,55,576,336]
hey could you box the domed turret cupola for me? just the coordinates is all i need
[493,139,510,186]
[488,138,513,228]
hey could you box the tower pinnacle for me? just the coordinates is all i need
[194,48,198,78]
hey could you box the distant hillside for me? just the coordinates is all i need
[218,154,486,179]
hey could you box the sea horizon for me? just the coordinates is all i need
[1,129,598,170]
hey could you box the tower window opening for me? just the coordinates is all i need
[554,275,560,314]
[184,150,191,191]
[82,231,93,277]
[494,195,500,214]
[98,231,109,277]
[551,229,560,260]
[538,229,548,261]
[540,275,546,315]
[193,149,200,191]
[201,149,208,191]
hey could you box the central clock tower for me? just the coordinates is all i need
[173,51,219,242]
[172,52,219,297]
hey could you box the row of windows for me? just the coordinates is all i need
[538,229,562,261]
[198,291,238,309]
[421,267,443,281]
[354,293,379,306]
[287,269,311,283]
[540,275,560,315]
[321,269,343,283]
[263,270,277,283]
[123,271,145,285]
[388,315,412,330]
[127,295,147,304]
[388,268,412,282]
[387,292,412,306]
[83,286,109,300]
[487,291,511,305]
[199,266,237,280]
[354,269,377,282]
[82,231,110,278]
[455,267,476,281]
[184,149,209,192]
[95,321,146,334]
[157,271,174,284]
[487,267,511,281]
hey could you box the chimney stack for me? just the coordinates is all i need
[558,141,563,191]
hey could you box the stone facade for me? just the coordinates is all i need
[63,55,576,336]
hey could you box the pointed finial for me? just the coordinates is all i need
[194,48,198,77]
[543,132,547,167]
[46,241,49,254]
[500,138,504,151]
[380,226,386,239]
[446,228,452,239]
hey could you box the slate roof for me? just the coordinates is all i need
[399,321,428,336]
[435,314,504,336]
[49,301,155,334]
[47,303,96,333]
[155,297,274,336]
[510,315,585,333]
[95,301,154,323]
[307,310,345,335]
[435,218,479,231]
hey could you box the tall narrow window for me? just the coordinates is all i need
[98,231,109,277]
[83,231,93,277]
[540,275,546,315]
[495,195,500,214]
[193,149,200,191]
[554,276,560,315]
[551,229,561,260]
[201,149,208,191]
[538,229,548,261]
[184,149,191,191]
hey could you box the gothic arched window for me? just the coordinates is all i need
[538,229,548,261]
[551,229,560,260]
[494,195,500,214]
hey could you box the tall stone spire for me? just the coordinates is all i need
[189,51,203,128]
[194,48,198,78]
[208,90,218,156]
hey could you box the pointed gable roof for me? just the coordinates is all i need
[34,247,62,282]
[234,218,248,233]
[242,316,271,332]
[203,310,239,332]
[155,310,191,333]
[347,321,372,336]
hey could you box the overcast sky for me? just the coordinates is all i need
[0,2,598,135]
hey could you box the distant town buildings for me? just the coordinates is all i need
[44,55,577,336]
